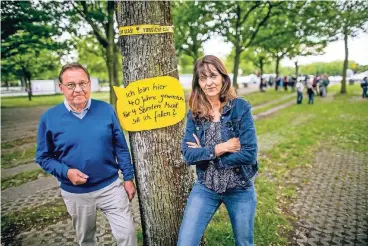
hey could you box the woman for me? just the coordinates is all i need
[178,55,258,246]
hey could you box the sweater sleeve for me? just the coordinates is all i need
[111,108,135,181]
[36,115,69,180]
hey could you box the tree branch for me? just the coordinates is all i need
[71,1,108,48]
[239,1,261,26]
[243,2,273,49]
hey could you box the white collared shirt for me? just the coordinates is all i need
[64,98,91,119]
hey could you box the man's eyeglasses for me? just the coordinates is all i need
[60,81,90,90]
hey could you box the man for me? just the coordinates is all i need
[296,80,304,104]
[36,63,137,246]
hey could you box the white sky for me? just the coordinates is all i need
[203,31,368,67]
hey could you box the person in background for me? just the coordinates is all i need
[307,78,315,104]
[268,76,274,87]
[260,77,266,92]
[361,77,368,99]
[178,55,258,246]
[36,63,137,246]
[296,80,304,104]
[283,75,289,91]
[289,76,296,92]
[321,74,329,97]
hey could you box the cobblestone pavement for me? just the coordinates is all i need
[290,150,368,245]
[2,185,141,246]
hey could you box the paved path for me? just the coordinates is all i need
[252,93,295,111]
[1,176,59,203]
[1,162,39,179]
[254,100,295,120]
[290,150,368,245]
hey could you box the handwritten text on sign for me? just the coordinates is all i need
[113,76,186,131]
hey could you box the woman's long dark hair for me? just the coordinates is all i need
[189,55,236,121]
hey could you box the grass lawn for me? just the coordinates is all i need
[1,145,36,169]
[244,89,293,107]
[252,96,294,115]
[1,92,110,108]
[203,83,367,245]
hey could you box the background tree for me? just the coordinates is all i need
[213,1,277,87]
[75,35,123,86]
[1,0,66,100]
[116,1,194,245]
[246,48,272,78]
[68,0,121,106]
[326,0,368,93]
[173,1,213,63]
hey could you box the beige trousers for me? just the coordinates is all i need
[61,179,137,246]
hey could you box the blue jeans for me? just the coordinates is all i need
[308,93,314,104]
[297,92,303,104]
[178,182,257,246]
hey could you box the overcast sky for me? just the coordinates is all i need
[203,31,368,67]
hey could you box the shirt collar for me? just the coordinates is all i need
[64,98,91,113]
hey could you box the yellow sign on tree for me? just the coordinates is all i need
[113,76,186,131]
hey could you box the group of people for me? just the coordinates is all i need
[296,74,330,105]
[36,55,258,246]
[260,76,297,92]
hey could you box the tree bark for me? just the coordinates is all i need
[341,28,348,94]
[116,2,194,245]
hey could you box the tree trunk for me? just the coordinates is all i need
[116,2,194,245]
[275,57,280,79]
[341,29,348,94]
[232,44,241,88]
[22,66,32,101]
[294,61,299,79]
[107,1,118,107]
[26,77,32,101]
[259,57,264,78]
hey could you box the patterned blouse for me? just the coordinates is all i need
[202,121,243,193]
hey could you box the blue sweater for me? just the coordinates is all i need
[36,99,134,193]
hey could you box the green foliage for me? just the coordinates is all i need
[1,1,66,59]
[1,1,67,97]
[283,60,359,76]
[178,54,196,74]
[213,1,277,86]
[173,1,213,62]
[75,35,123,83]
